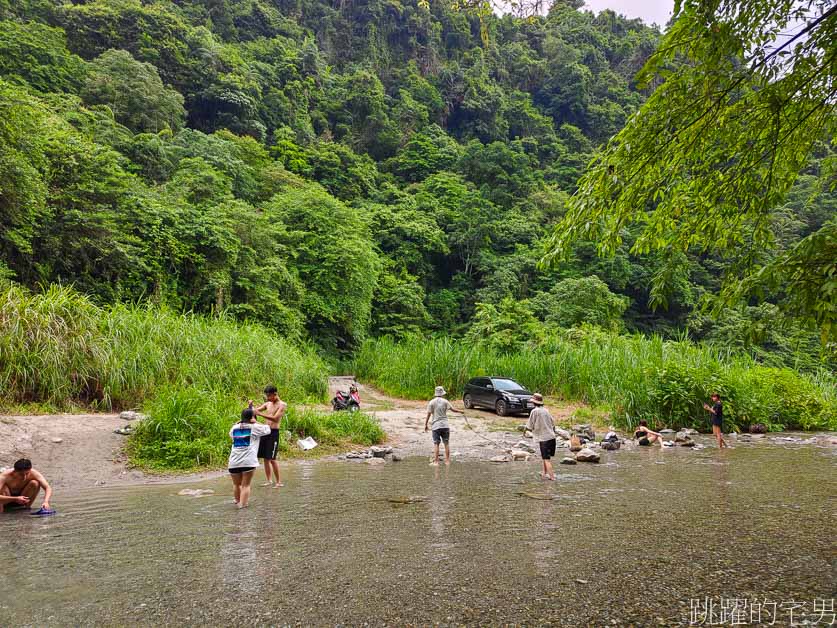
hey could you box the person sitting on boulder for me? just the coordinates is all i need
[0,459,52,513]
[525,393,556,480]
[634,420,664,447]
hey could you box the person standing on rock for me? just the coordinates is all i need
[229,406,271,509]
[0,459,52,513]
[425,386,462,466]
[703,393,728,449]
[253,385,287,488]
[525,394,557,481]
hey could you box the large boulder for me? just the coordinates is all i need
[575,448,601,463]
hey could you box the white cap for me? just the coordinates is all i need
[434,386,446,397]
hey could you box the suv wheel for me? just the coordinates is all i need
[463,394,473,409]
[495,399,508,417]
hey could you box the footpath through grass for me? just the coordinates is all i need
[0,283,383,470]
[353,333,837,433]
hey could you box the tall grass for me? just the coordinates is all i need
[0,282,327,409]
[353,333,837,432]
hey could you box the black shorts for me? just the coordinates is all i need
[258,428,279,460]
[711,417,723,428]
[432,428,450,444]
[539,438,557,460]
[638,437,651,446]
[228,466,256,474]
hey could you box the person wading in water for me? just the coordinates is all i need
[253,386,287,488]
[229,406,271,509]
[703,393,728,449]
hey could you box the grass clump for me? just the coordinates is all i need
[353,333,836,432]
[129,389,384,470]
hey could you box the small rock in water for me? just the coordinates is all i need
[50,437,63,444]
[489,455,510,463]
[370,446,388,458]
[575,578,589,584]
[177,488,214,497]
[554,427,572,440]
[560,456,577,465]
[659,428,675,434]
[391,453,403,462]
[510,449,531,461]
[600,440,620,451]
[514,440,536,454]
[681,428,699,436]
[119,410,146,422]
[364,457,385,465]
[575,448,600,463]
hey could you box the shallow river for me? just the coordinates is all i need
[1,438,835,626]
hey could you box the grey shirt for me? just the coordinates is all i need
[526,406,556,443]
[427,397,453,430]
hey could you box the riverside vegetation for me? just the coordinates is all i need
[1,1,834,469]
[0,283,383,469]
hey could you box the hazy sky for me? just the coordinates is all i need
[583,0,674,28]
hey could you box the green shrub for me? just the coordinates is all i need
[131,392,384,469]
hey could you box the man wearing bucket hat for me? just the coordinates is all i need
[425,386,462,466]
[525,394,557,480]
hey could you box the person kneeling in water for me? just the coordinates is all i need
[634,420,664,447]
[229,407,271,509]
[0,459,52,513]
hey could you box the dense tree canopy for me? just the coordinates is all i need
[0,0,833,368]
[545,0,836,341]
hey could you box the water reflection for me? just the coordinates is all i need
[0,443,834,626]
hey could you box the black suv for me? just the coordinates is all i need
[462,377,535,416]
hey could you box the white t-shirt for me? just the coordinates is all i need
[228,422,271,469]
[427,397,453,430]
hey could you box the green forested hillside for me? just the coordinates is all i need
[0,0,833,368]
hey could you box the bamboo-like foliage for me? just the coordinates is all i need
[0,283,328,409]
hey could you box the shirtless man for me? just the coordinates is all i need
[253,386,287,488]
[0,459,52,513]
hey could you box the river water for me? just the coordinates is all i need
[1,438,835,626]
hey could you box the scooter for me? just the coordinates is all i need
[332,384,360,412]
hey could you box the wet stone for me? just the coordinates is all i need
[560,456,577,465]
[576,448,600,463]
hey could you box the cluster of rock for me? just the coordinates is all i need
[494,423,606,464]
[669,428,704,449]
[340,446,403,464]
